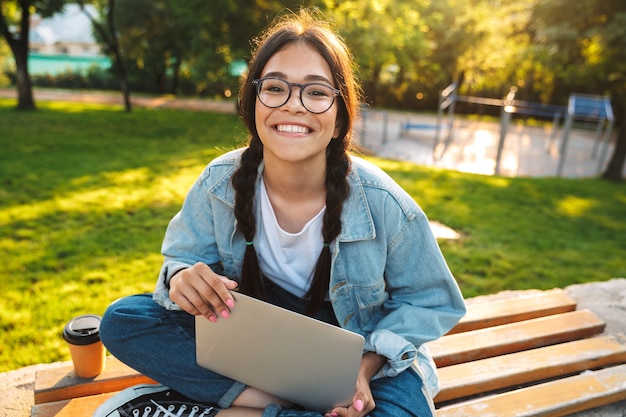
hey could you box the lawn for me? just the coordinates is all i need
[1,98,625,373]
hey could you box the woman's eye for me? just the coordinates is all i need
[307,87,331,97]
[265,85,284,93]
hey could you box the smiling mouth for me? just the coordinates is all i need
[275,124,311,134]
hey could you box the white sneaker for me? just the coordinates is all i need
[92,383,221,417]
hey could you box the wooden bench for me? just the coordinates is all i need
[31,289,626,416]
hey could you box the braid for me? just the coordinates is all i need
[304,139,350,316]
[232,139,265,299]
[233,10,361,315]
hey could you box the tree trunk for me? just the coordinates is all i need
[111,45,131,112]
[155,68,165,95]
[601,94,626,182]
[13,45,35,110]
[107,0,131,112]
[1,0,36,110]
[78,0,131,112]
[602,124,625,182]
[171,58,181,95]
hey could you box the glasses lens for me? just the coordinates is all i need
[302,84,336,113]
[257,79,290,108]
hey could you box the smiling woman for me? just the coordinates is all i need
[93,8,465,417]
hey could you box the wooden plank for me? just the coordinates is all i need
[33,364,626,417]
[449,289,577,334]
[34,356,155,404]
[31,392,116,417]
[435,333,626,403]
[435,363,626,417]
[428,309,606,367]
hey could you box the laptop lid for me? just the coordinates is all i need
[195,292,365,412]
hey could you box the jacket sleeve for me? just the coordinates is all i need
[365,204,466,379]
[153,168,222,310]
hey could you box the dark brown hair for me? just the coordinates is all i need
[233,9,361,315]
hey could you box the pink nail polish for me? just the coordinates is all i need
[226,299,235,308]
[221,310,229,319]
[355,399,364,411]
[208,315,217,323]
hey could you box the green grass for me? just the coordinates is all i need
[1,98,625,373]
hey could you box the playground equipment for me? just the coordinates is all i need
[432,84,565,175]
[426,84,614,177]
[558,94,614,177]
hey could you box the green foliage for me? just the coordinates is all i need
[531,0,626,107]
[0,40,11,86]
[29,66,118,90]
[8,0,624,112]
[328,0,431,108]
[1,99,625,371]
[97,0,303,96]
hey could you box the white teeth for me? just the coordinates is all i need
[276,124,309,134]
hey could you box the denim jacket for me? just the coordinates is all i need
[153,148,466,404]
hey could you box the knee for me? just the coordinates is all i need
[100,294,155,350]
[100,297,129,350]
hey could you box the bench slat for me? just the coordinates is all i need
[435,333,626,403]
[428,309,605,367]
[34,356,155,404]
[435,363,626,417]
[33,291,580,405]
[449,290,577,334]
[31,392,116,417]
[31,363,626,417]
[30,290,624,417]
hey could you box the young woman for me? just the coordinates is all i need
[95,9,465,417]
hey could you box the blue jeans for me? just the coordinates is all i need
[100,293,433,416]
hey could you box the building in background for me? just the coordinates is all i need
[28,3,110,75]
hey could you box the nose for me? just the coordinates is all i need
[281,86,306,112]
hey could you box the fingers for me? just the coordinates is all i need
[354,399,364,412]
[169,263,238,320]
[325,397,370,417]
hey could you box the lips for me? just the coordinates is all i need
[275,124,311,134]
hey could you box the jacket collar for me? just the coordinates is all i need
[208,155,376,243]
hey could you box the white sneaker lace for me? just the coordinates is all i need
[132,400,215,417]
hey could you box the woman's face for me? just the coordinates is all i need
[254,42,340,168]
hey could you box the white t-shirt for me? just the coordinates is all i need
[257,179,325,298]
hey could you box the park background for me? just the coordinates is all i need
[1,0,625,377]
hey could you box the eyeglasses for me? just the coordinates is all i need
[252,77,341,114]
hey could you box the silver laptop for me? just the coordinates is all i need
[195,292,365,412]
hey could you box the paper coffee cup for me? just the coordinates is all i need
[63,314,106,378]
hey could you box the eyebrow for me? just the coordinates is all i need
[262,71,334,85]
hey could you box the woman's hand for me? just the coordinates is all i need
[324,375,375,417]
[169,262,239,321]
[325,352,386,417]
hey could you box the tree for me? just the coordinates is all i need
[531,0,626,181]
[111,0,195,95]
[90,0,301,98]
[78,0,131,111]
[325,0,430,107]
[0,0,65,110]
[185,0,308,96]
